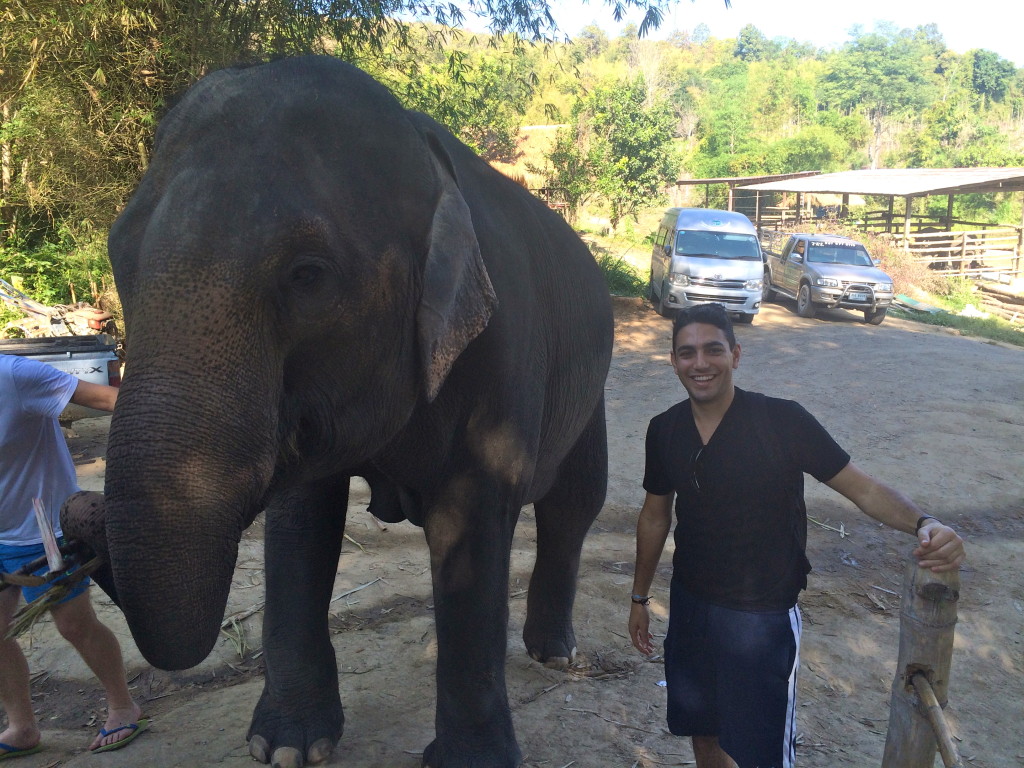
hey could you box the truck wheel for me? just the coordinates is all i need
[762,272,776,302]
[864,307,887,325]
[734,313,754,324]
[796,284,816,318]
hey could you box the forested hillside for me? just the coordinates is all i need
[2,2,1023,307]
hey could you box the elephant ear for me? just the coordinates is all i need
[416,129,498,402]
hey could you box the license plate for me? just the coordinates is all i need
[849,292,868,301]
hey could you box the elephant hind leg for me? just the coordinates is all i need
[524,397,608,669]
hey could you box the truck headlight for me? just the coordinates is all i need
[876,283,893,293]
[744,278,763,291]
[815,277,839,287]
[668,273,690,287]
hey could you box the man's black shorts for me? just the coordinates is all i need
[664,583,801,768]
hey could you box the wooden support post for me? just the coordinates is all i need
[881,558,960,768]
[903,196,913,247]
[1017,194,1023,277]
[755,191,762,231]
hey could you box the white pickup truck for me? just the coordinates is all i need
[0,334,121,421]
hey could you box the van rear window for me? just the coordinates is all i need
[675,231,760,260]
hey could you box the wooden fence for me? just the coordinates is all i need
[893,227,1023,279]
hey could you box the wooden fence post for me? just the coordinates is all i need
[881,557,961,767]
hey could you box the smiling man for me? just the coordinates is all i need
[627,302,965,768]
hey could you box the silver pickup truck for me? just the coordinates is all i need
[0,334,121,421]
[760,232,894,325]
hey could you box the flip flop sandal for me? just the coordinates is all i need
[0,742,43,760]
[91,718,151,753]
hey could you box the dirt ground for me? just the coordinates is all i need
[13,297,1024,767]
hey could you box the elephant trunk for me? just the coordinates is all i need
[102,361,278,670]
[60,491,119,606]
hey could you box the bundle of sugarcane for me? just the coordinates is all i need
[1,542,102,640]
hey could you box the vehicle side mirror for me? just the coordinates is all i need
[664,244,671,256]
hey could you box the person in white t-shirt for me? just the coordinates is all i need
[0,354,146,757]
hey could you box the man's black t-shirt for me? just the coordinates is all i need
[643,388,850,611]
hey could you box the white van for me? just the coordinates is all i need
[649,208,764,323]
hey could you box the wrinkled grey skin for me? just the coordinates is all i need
[74,57,612,768]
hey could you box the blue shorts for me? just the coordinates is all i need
[664,583,801,768]
[0,540,91,605]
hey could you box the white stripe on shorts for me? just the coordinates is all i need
[782,604,802,768]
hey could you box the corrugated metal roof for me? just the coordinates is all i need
[675,171,821,186]
[735,168,1024,196]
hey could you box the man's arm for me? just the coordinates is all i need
[825,462,965,572]
[69,380,118,412]
[629,492,674,655]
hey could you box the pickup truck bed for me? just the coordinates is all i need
[0,334,121,421]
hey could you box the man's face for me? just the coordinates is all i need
[670,322,741,405]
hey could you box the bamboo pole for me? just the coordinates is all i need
[881,558,960,768]
[910,673,966,767]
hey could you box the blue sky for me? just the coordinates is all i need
[548,0,1021,66]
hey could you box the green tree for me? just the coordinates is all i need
[734,24,773,61]
[969,49,1017,105]
[364,30,538,162]
[543,78,676,229]
[820,24,944,166]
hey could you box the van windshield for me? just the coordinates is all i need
[675,231,760,261]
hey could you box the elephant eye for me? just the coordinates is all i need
[289,263,323,288]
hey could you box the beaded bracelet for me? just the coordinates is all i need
[631,594,651,605]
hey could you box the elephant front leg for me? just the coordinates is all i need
[421,491,522,768]
[248,476,349,768]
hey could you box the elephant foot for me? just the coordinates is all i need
[249,736,335,768]
[246,688,342,768]
[523,620,577,671]
[422,736,522,768]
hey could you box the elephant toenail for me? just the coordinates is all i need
[271,745,304,768]
[307,738,335,763]
[249,735,270,763]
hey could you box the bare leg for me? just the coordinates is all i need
[692,736,739,768]
[0,587,40,751]
[50,591,142,749]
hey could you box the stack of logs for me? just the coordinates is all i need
[977,283,1024,325]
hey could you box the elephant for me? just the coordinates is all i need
[63,56,613,768]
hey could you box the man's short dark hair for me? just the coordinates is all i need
[671,303,737,349]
